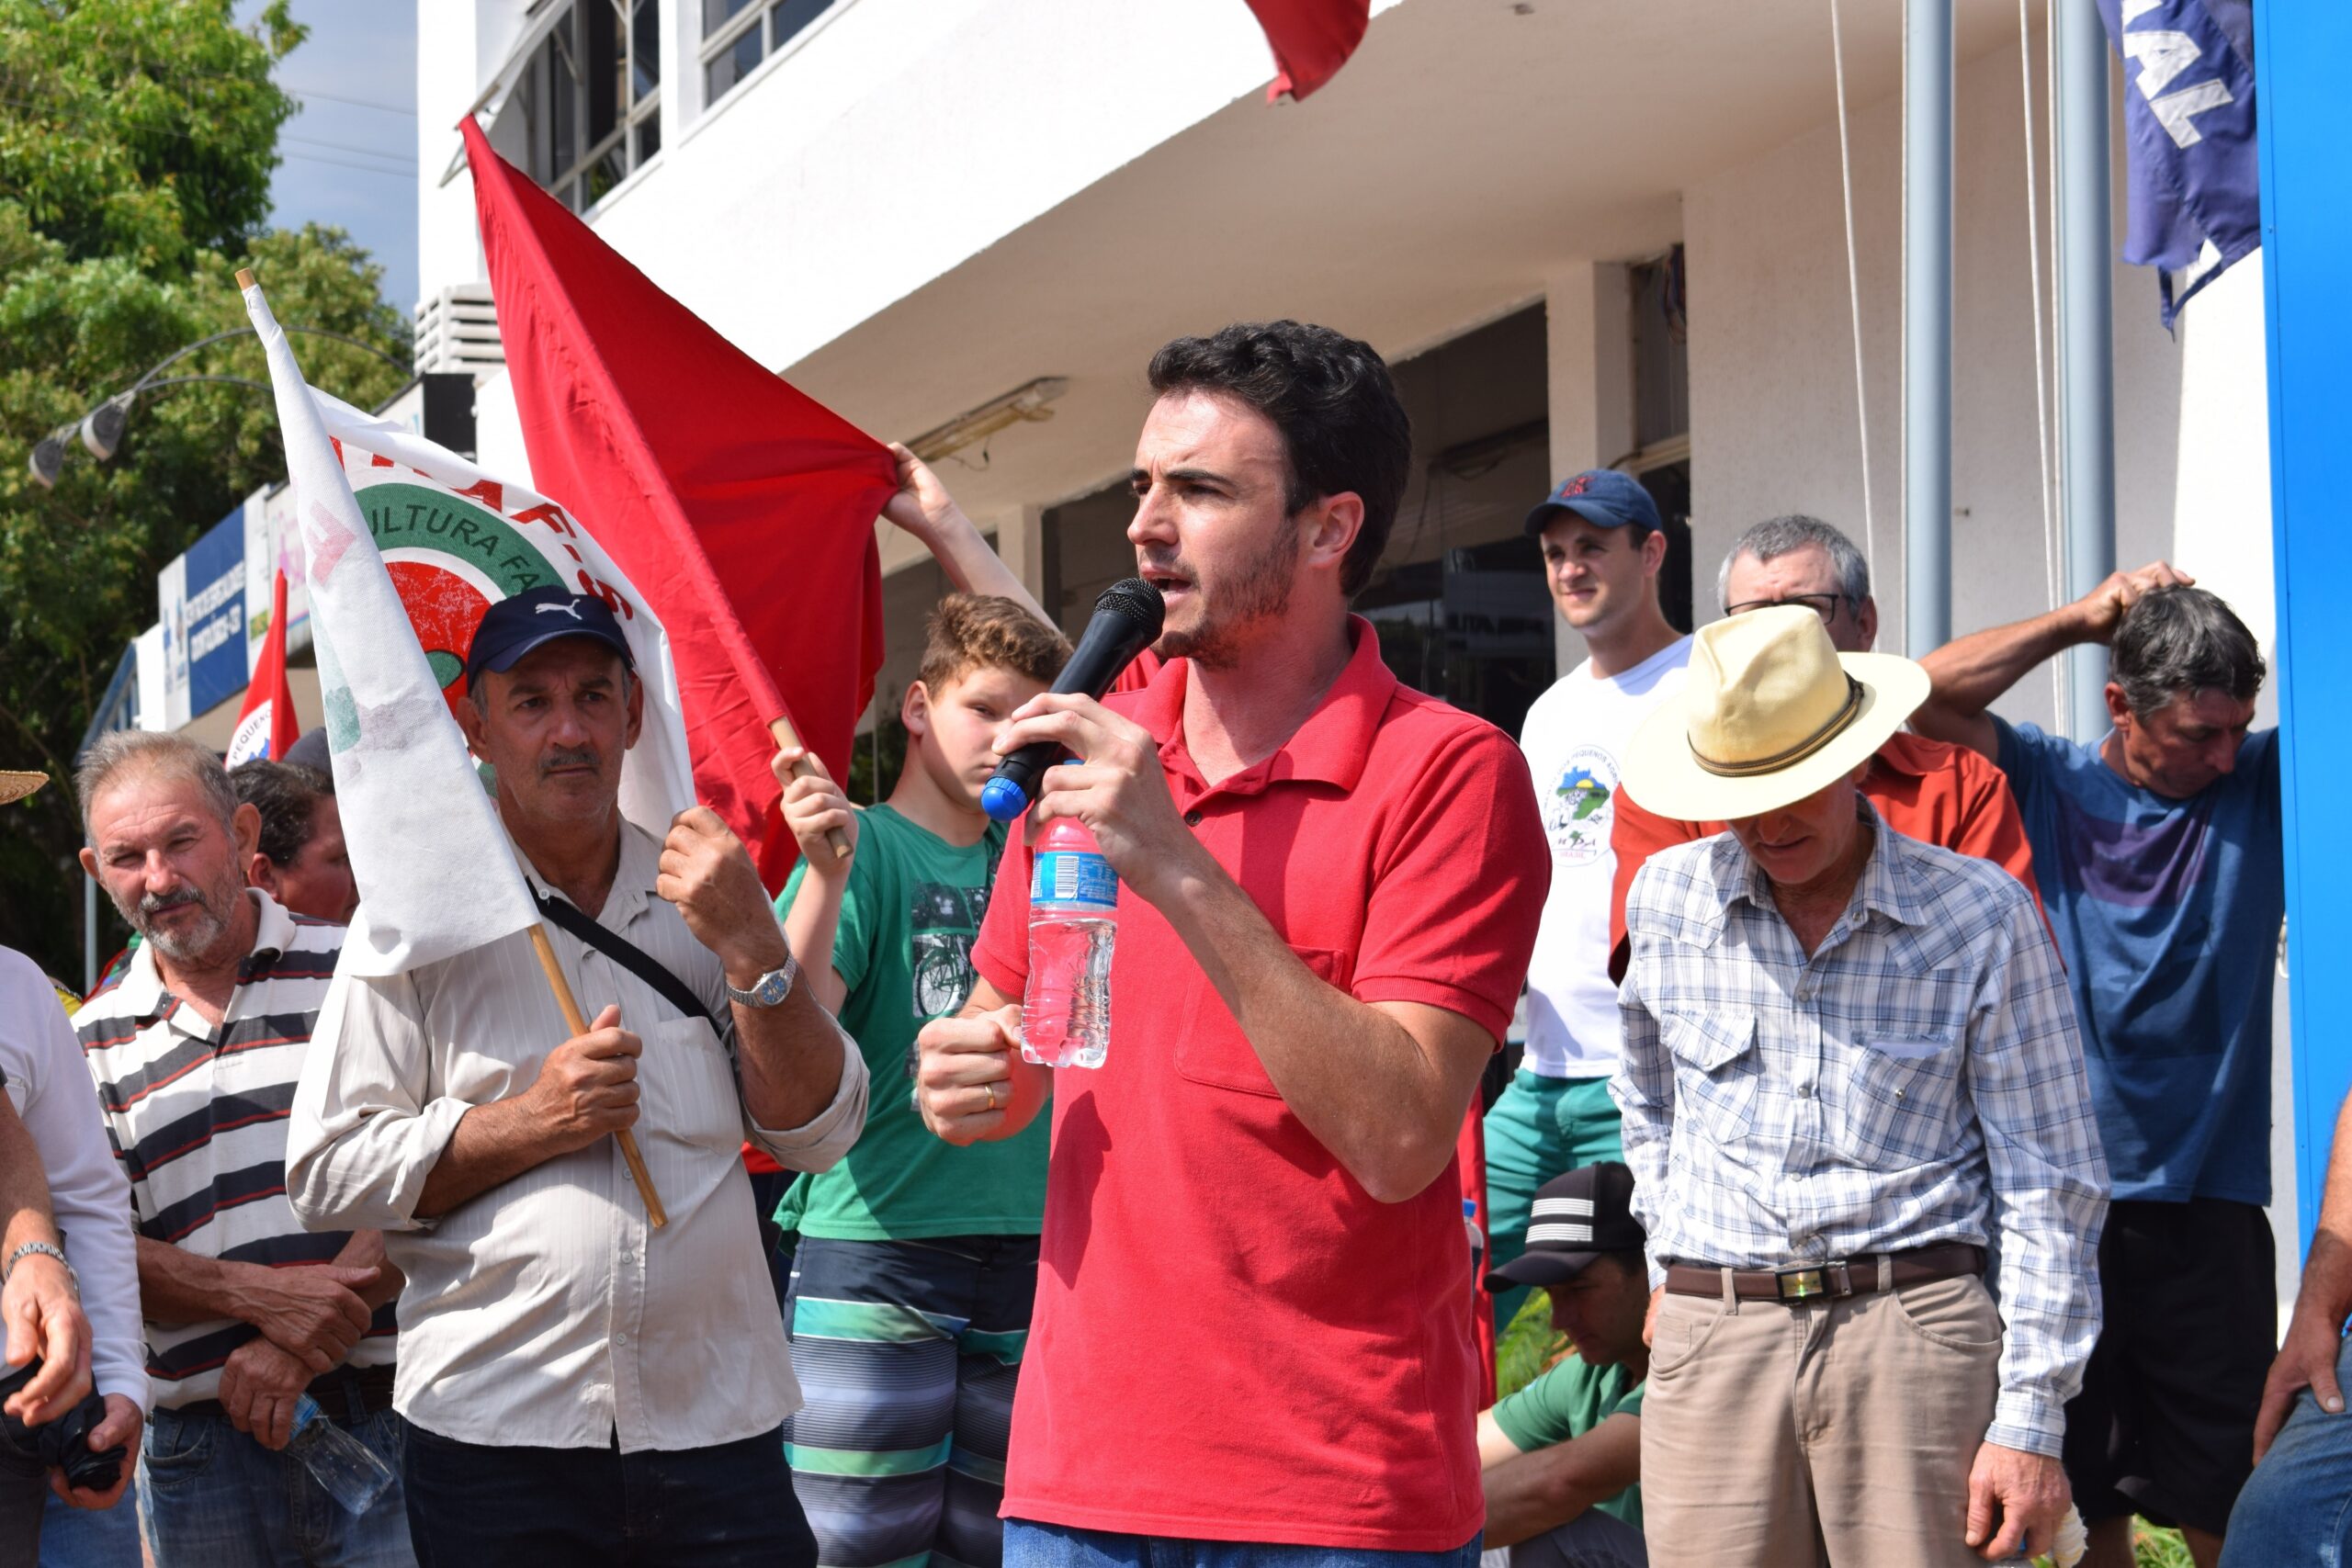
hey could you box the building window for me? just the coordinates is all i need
[514,0,662,213]
[702,0,836,107]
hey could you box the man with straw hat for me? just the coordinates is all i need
[1612,607,2109,1568]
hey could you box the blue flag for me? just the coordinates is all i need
[2096,0,2259,328]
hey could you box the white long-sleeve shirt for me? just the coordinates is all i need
[0,948,144,1410]
[287,822,868,1453]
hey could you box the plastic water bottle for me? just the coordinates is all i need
[1021,781,1117,1069]
[284,1394,396,1514]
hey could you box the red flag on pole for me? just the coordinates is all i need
[1241,0,1371,101]
[227,570,300,767]
[461,118,897,887]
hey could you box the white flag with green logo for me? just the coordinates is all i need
[299,388,696,842]
[244,278,540,975]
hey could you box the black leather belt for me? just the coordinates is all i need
[1663,1244,1986,1303]
[172,1360,397,1424]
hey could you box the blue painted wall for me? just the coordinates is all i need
[2256,1,2352,1256]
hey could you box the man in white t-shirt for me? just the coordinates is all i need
[1487,468,1690,1332]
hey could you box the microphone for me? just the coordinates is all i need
[981,577,1166,821]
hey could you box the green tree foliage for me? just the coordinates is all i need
[0,0,411,976]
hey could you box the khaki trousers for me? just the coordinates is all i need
[1640,1272,2008,1568]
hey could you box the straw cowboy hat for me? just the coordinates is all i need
[0,771,45,807]
[1623,605,1930,822]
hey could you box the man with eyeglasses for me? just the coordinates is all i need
[1607,514,2042,977]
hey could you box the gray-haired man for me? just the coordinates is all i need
[1916,566,2281,1568]
[1608,515,2043,972]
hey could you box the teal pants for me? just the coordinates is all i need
[1482,1070,1625,1336]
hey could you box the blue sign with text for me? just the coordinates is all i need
[183,507,247,718]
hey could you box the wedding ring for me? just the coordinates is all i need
[983,1081,1001,1112]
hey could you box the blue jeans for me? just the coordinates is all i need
[38,1479,143,1564]
[1003,1518,1483,1568]
[141,1404,413,1567]
[2221,1337,2352,1567]
[401,1418,816,1568]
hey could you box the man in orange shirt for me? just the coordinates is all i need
[1608,515,2041,974]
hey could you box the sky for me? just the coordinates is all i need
[236,1,421,315]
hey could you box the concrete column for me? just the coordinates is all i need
[1544,262,1634,676]
[994,504,1050,611]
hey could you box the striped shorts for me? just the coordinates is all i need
[784,1233,1039,1568]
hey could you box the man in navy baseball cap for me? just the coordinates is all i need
[1486,468,1690,1346]
[463,585,636,689]
[1522,468,1666,538]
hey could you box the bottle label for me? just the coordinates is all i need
[1033,849,1117,912]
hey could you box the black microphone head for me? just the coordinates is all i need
[1093,578,1165,639]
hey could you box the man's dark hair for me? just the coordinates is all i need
[1147,321,1411,597]
[230,761,334,869]
[2110,585,2266,717]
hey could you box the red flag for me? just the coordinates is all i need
[1242,0,1371,101]
[227,570,300,767]
[462,118,896,887]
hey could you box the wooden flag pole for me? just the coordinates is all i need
[770,716,851,860]
[529,925,668,1226]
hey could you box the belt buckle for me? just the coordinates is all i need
[1775,1265,1827,1302]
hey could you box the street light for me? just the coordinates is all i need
[26,324,408,488]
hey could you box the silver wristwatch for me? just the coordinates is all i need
[3,1241,76,1297]
[724,953,800,1010]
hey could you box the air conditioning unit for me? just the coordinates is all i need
[413,284,504,378]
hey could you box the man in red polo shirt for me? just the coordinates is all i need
[1607,514,2041,975]
[912,321,1549,1567]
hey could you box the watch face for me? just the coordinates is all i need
[754,968,791,1005]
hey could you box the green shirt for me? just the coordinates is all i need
[1490,1353,1646,1532]
[775,805,1047,1240]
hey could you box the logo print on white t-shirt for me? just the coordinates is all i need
[1544,745,1620,865]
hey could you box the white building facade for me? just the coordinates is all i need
[408,0,2292,1263]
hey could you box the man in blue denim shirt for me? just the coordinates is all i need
[1917,567,2282,1568]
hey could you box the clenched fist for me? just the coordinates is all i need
[915,1005,1035,1145]
[526,1003,642,1154]
[660,806,791,983]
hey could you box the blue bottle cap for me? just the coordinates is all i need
[980,774,1029,821]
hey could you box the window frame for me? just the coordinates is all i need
[696,0,846,114]
[517,0,664,214]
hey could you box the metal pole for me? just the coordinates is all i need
[1905,0,1954,656]
[83,876,96,996]
[2056,0,2116,739]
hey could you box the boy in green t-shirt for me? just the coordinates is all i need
[1477,1163,1652,1566]
[772,592,1068,1568]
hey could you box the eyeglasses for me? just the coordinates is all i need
[1724,592,1848,624]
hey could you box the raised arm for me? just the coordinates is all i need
[1914,561,2193,760]
[771,745,861,1016]
[883,444,1056,628]
[659,807,867,1162]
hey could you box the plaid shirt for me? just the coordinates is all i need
[1613,804,2109,1456]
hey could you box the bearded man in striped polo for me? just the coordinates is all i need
[74,731,411,1566]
